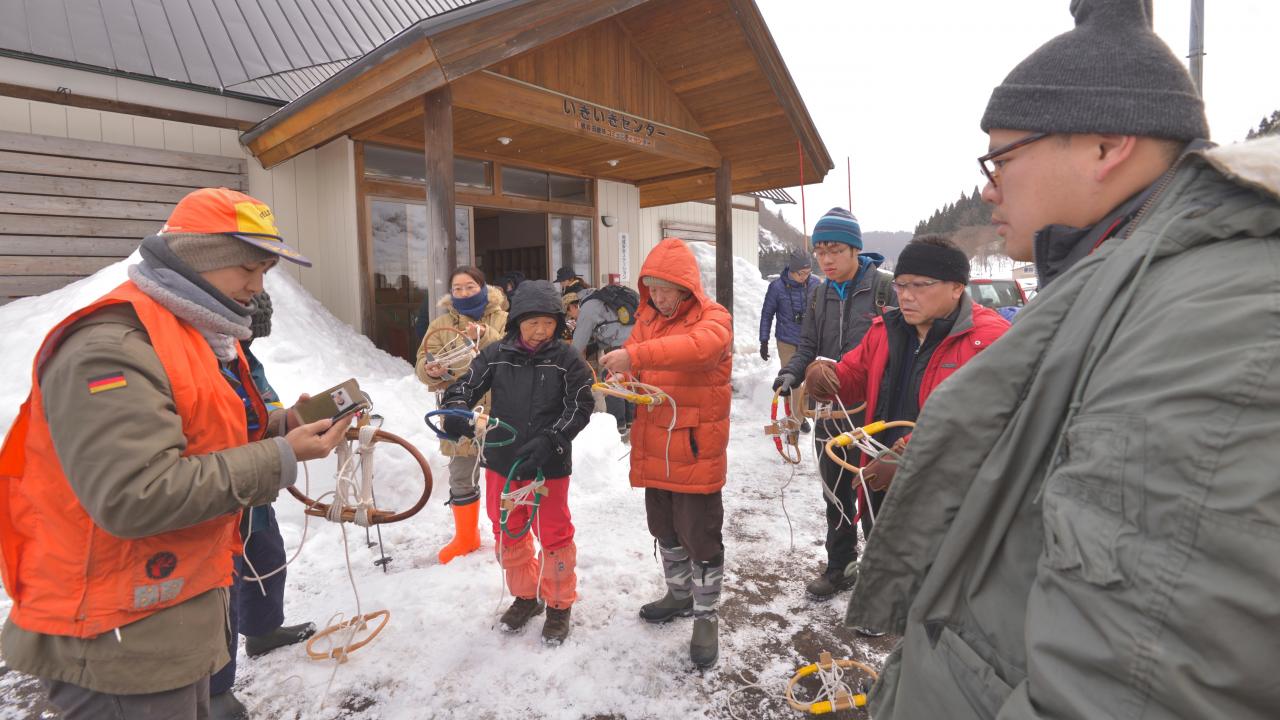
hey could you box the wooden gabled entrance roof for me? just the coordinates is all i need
[240,0,832,206]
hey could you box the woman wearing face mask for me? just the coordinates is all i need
[439,280,594,646]
[415,267,508,565]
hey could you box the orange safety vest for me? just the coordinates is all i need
[0,280,267,638]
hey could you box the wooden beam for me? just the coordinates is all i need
[0,151,244,189]
[0,83,258,132]
[0,193,172,221]
[423,87,456,320]
[715,158,733,315]
[0,236,139,257]
[634,167,714,187]
[0,255,118,275]
[0,214,158,237]
[0,275,87,298]
[0,174,197,203]
[0,130,245,174]
[452,72,720,169]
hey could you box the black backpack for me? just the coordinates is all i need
[591,285,640,326]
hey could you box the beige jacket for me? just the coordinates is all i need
[414,286,508,457]
[1,304,290,694]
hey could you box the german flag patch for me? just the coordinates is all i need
[87,372,128,394]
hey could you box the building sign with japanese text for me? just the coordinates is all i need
[563,98,667,149]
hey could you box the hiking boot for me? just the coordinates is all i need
[619,426,631,445]
[499,597,544,633]
[542,606,572,646]
[689,612,719,668]
[639,590,694,624]
[245,621,317,658]
[800,419,812,434]
[805,571,856,601]
[211,691,249,720]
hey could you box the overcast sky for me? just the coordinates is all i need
[755,0,1279,234]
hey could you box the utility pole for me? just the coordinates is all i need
[1188,0,1205,96]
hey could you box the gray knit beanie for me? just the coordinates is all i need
[165,233,275,273]
[981,0,1209,141]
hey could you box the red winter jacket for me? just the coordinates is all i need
[833,297,1009,461]
[625,238,733,493]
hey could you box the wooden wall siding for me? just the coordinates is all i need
[488,20,702,133]
[0,128,246,302]
[595,179,641,287]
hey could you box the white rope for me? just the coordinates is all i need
[725,661,866,720]
[240,461,317,591]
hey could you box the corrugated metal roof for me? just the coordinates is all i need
[749,188,796,205]
[0,0,485,102]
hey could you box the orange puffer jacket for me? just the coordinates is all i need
[624,238,733,494]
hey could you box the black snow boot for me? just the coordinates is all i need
[245,621,317,658]
[542,606,572,646]
[499,597,545,633]
[805,569,856,601]
[211,691,249,720]
[640,590,694,624]
[689,611,719,668]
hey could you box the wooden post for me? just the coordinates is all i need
[715,158,733,315]
[423,86,456,320]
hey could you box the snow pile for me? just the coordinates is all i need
[686,241,778,404]
[0,256,882,720]
[758,227,786,253]
[969,254,1016,279]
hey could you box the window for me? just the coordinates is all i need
[549,215,593,282]
[364,144,493,194]
[501,166,549,199]
[549,173,591,204]
[364,144,426,184]
[455,157,492,191]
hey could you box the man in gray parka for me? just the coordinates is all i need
[847,1,1280,718]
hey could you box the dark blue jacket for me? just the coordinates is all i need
[760,267,821,346]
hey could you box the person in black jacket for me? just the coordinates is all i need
[440,280,593,646]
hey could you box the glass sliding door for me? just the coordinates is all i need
[369,198,429,363]
[549,214,593,285]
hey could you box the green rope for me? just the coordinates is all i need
[499,459,545,541]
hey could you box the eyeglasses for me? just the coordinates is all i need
[891,279,942,294]
[978,132,1050,186]
[813,246,851,259]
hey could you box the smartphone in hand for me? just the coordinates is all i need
[294,379,371,425]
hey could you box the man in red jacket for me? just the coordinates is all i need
[806,235,1009,523]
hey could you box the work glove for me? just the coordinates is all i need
[771,372,796,396]
[515,433,563,474]
[759,342,770,362]
[441,411,475,440]
[862,437,909,492]
[804,360,842,402]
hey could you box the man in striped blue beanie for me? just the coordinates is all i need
[773,206,895,602]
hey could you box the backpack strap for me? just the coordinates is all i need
[872,269,894,316]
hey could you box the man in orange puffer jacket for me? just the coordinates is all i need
[600,238,732,669]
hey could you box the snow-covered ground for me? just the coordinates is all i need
[0,247,886,719]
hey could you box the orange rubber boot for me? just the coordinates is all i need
[438,499,482,564]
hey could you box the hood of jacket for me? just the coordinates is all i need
[637,238,711,323]
[504,279,566,336]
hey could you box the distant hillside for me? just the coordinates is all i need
[915,187,1005,263]
[863,231,913,266]
[758,207,913,274]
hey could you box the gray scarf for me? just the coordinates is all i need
[129,235,252,361]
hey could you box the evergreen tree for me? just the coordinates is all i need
[1247,110,1280,139]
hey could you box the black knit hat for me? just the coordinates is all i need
[981,0,1209,141]
[895,236,970,285]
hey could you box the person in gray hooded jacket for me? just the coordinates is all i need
[847,2,1280,719]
